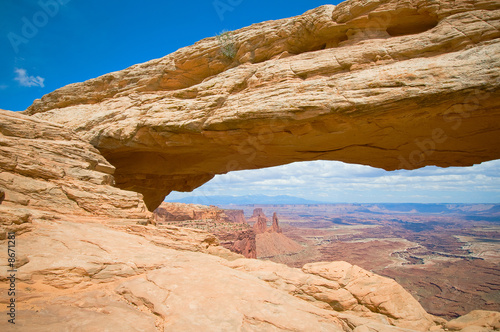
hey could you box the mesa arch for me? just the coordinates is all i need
[24,0,500,210]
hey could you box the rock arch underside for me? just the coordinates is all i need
[24,0,500,210]
[2,0,500,331]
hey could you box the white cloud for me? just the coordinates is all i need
[14,68,45,88]
[169,159,500,203]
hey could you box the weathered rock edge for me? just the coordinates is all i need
[0,109,150,238]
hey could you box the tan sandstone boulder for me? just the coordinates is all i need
[446,310,500,331]
[224,259,445,331]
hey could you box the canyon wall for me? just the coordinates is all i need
[153,202,246,224]
[153,202,256,258]
[22,0,500,210]
[0,109,150,240]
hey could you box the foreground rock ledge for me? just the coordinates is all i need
[1,217,499,331]
[23,0,500,210]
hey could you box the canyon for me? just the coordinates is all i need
[153,202,257,258]
[1,0,500,330]
[152,204,303,260]
[223,203,500,320]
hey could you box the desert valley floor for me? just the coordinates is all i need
[215,203,500,319]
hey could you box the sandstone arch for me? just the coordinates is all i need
[24,0,500,210]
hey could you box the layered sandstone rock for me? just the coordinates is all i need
[256,231,304,259]
[253,215,268,234]
[251,211,304,258]
[248,209,304,258]
[224,259,446,331]
[272,212,282,233]
[154,202,216,222]
[248,208,269,224]
[153,202,256,257]
[445,310,500,331]
[224,209,246,224]
[23,0,500,210]
[217,229,257,259]
[0,108,467,330]
[154,202,246,224]
[0,219,348,331]
[0,216,451,332]
[0,109,150,239]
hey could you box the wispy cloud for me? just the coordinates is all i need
[166,160,500,203]
[0,84,7,90]
[14,68,45,88]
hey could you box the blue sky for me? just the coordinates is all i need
[1,0,499,203]
[1,0,333,111]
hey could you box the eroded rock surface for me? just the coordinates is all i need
[272,212,282,233]
[445,310,500,331]
[248,208,269,224]
[256,231,304,259]
[0,110,150,239]
[253,215,268,234]
[0,220,347,331]
[0,218,457,332]
[23,0,500,210]
[1,0,499,330]
[154,202,246,224]
[224,259,446,331]
[153,202,256,258]
[217,229,257,259]
[250,211,304,258]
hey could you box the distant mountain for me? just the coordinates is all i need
[363,203,454,214]
[164,194,325,205]
[163,196,500,215]
[359,203,500,215]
